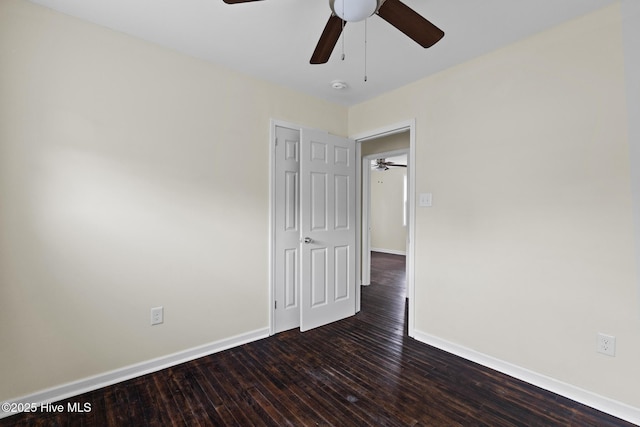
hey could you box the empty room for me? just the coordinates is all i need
[1,0,639,425]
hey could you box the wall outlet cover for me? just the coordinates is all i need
[151,306,164,326]
[597,333,615,356]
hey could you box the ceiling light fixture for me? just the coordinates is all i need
[330,0,381,22]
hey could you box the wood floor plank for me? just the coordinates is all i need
[234,348,325,425]
[138,375,175,427]
[2,252,636,426]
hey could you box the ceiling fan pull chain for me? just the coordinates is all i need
[364,18,368,82]
[341,20,346,60]
[341,2,346,60]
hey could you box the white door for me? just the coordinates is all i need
[300,129,356,332]
[274,126,301,333]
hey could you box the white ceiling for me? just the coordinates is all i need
[29,0,615,106]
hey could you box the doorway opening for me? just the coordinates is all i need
[362,148,409,291]
[354,120,416,337]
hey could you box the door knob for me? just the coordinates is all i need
[303,237,313,244]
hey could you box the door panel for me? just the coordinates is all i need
[284,249,297,308]
[310,248,328,307]
[300,129,356,331]
[334,245,349,300]
[310,173,327,231]
[334,146,350,166]
[274,126,301,333]
[311,141,327,162]
[334,175,350,229]
[284,171,298,231]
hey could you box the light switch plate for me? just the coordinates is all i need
[419,193,432,207]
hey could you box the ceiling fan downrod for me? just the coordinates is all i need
[364,18,368,82]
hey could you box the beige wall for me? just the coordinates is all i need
[350,3,640,408]
[0,0,346,400]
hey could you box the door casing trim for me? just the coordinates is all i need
[352,119,416,337]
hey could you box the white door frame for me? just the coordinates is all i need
[353,119,417,337]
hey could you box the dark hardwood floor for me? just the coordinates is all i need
[2,252,635,426]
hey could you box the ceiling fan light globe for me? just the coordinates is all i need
[331,0,378,22]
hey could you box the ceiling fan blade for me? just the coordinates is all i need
[222,0,263,3]
[310,15,346,64]
[376,0,444,48]
[388,164,407,167]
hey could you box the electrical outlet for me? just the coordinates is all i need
[597,333,615,356]
[151,306,164,326]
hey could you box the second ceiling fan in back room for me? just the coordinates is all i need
[373,158,407,171]
[222,0,445,64]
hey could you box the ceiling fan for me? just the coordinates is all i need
[372,158,406,171]
[222,0,444,64]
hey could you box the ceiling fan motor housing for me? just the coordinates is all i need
[329,0,383,22]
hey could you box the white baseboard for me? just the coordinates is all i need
[0,328,269,419]
[371,248,406,256]
[413,330,640,426]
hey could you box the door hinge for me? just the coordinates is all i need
[274,300,277,310]
[275,137,278,147]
